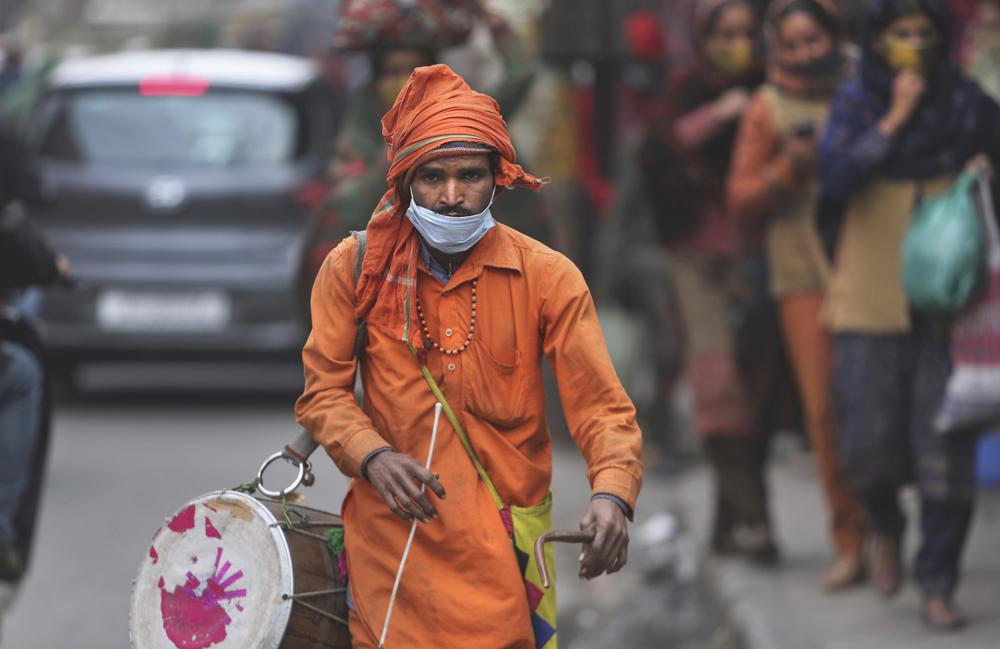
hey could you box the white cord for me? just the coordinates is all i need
[379,402,442,648]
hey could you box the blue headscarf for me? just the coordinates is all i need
[826,0,989,179]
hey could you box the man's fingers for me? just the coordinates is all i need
[398,474,437,521]
[607,536,629,574]
[391,471,432,522]
[377,482,411,520]
[580,527,609,579]
[415,466,446,500]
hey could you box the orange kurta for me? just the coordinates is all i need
[296,224,643,648]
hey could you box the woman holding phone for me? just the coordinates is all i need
[727,0,866,590]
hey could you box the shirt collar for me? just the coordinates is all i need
[416,224,522,283]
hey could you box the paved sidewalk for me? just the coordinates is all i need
[668,448,1000,649]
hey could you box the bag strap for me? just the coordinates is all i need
[285,230,369,463]
[352,230,369,359]
[407,343,505,510]
[974,171,1000,258]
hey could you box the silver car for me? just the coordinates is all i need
[27,49,340,375]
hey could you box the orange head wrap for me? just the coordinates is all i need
[354,63,544,343]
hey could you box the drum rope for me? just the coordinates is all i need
[378,402,442,649]
[282,586,350,625]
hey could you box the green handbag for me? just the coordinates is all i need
[902,170,986,313]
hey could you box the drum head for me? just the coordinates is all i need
[130,491,294,649]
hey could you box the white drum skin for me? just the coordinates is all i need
[130,491,294,649]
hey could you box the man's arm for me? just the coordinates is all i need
[295,237,392,478]
[295,237,445,522]
[540,253,644,579]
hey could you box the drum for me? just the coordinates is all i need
[130,491,350,649]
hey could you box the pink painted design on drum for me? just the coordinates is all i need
[205,517,221,539]
[149,546,159,565]
[159,546,247,649]
[337,551,348,584]
[168,505,196,533]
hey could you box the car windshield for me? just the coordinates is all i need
[40,88,303,168]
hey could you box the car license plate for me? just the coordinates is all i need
[96,291,230,332]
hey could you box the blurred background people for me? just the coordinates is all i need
[967,0,1000,99]
[819,0,1000,629]
[593,8,686,469]
[727,0,867,589]
[0,118,63,585]
[0,41,22,96]
[640,0,786,564]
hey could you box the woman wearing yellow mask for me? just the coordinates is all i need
[641,0,782,565]
[727,0,867,591]
[819,0,1000,630]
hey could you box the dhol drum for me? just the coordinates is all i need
[130,491,350,649]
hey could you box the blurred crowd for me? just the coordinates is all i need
[2,0,1000,634]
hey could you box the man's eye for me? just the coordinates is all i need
[463,172,482,181]
[422,174,440,183]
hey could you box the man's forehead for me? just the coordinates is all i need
[415,154,491,173]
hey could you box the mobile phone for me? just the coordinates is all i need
[793,120,816,138]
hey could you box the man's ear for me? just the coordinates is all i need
[395,177,409,204]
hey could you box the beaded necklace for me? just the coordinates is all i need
[415,279,477,356]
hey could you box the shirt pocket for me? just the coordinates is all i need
[464,339,529,429]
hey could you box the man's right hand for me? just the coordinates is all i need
[366,451,446,523]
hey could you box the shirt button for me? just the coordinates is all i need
[444,328,454,337]
[447,363,456,372]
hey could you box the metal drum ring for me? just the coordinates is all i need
[257,452,306,498]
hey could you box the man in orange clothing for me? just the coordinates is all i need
[296,64,643,648]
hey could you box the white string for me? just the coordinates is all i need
[379,402,442,649]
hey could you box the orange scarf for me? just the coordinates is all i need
[354,64,544,342]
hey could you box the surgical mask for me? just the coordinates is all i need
[881,36,939,73]
[406,188,496,254]
[707,40,755,76]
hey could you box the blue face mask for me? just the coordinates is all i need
[406,187,496,254]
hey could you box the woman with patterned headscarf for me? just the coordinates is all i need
[727,0,867,590]
[819,0,1000,629]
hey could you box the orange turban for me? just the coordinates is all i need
[354,64,544,343]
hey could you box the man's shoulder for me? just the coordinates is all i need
[495,223,573,271]
[318,233,360,281]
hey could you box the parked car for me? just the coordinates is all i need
[25,49,342,376]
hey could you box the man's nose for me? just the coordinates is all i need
[439,179,464,208]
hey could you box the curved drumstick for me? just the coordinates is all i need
[534,526,597,589]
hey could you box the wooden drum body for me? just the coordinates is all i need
[130,491,350,649]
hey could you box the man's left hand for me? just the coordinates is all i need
[577,498,629,580]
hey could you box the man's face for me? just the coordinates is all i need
[410,154,495,216]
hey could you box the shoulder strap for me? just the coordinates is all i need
[407,343,505,510]
[353,229,367,285]
[352,230,368,360]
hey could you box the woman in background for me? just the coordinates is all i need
[642,0,780,563]
[820,0,1000,629]
[728,0,867,590]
